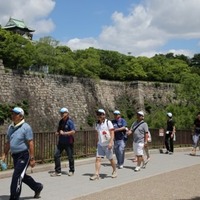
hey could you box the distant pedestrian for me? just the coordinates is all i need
[190,112,200,156]
[0,107,43,200]
[90,109,117,180]
[128,111,149,172]
[165,112,176,155]
[51,107,76,177]
[142,131,151,168]
[112,110,128,169]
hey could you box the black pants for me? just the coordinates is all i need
[10,151,42,200]
[165,132,174,152]
[54,143,75,173]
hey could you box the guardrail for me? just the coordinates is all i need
[0,129,192,170]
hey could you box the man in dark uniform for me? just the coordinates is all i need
[165,112,176,154]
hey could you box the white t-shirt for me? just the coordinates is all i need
[96,119,114,146]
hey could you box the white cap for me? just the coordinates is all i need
[113,110,120,115]
[167,112,172,117]
[60,107,69,113]
[97,109,105,114]
[12,107,24,116]
[137,111,144,116]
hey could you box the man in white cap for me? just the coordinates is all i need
[90,109,117,180]
[1,107,43,199]
[165,112,176,154]
[128,111,149,172]
[112,110,127,169]
[51,107,76,177]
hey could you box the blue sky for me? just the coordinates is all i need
[49,0,137,40]
[0,0,200,57]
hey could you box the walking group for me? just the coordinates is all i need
[2,106,199,200]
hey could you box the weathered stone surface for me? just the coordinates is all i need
[0,67,176,132]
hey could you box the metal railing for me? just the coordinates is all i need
[0,129,192,170]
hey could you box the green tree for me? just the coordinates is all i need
[0,29,36,69]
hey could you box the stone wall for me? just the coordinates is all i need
[0,62,176,132]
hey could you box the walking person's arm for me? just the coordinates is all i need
[1,141,10,161]
[171,125,176,138]
[108,129,114,149]
[28,140,36,168]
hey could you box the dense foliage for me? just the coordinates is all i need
[1,28,200,130]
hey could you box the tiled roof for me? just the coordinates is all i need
[3,17,34,32]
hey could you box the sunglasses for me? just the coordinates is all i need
[96,113,104,116]
[11,111,20,115]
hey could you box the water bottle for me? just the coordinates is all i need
[0,160,7,171]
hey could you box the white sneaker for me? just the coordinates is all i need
[134,166,140,172]
[90,174,100,180]
[119,165,123,169]
[68,172,74,176]
[50,172,61,177]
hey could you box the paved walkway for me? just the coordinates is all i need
[0,148,200,200]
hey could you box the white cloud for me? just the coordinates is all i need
[66,0,200,57]
[0,0,55,35]
[66,38,100,51]
[0,0,199,57]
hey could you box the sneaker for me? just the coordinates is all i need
[134,166,140,172]
[165,151,169,154]
[119,165,123,169]
[111,170,117,178]
[90,174,100,180]
[50,172,61,177]
[34,184,43,198]
[68,172,74,176]
[169,152,173,155]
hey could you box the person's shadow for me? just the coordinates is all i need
[0,195,35,200]
[0,196,9,200]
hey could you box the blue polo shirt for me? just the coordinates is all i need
[57,118,75,144]
[7,122,33,154]
[112,118,127,140]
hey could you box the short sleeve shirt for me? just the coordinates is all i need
[194,118,200,134]
[131,120,148,143]
[57,118,76,144]
[112,118,127,140]
[7,122,33,154]
[167,119,175,132]
[96,119,114,146]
